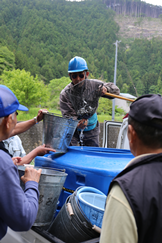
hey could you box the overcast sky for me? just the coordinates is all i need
[68,0,162,5]
[143,0,162,6]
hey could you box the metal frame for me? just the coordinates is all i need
[102,120,122,148]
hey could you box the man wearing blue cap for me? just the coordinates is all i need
[0,85,47,239]
[100,94,162,243]
[60,56,120,147]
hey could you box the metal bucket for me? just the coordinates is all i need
[43,113,78,152]
[18,166,68,228]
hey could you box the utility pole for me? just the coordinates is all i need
[112,40,121,121]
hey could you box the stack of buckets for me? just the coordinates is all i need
[48,186,107,243]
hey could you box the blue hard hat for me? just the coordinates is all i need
[68,56,88,73]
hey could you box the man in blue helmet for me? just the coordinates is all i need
[60,56,120,147]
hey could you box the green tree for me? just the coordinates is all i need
[149,75,162,95]
[0,69,48,108]
[98,97,124,116]
[142,73,158,94]
[157,75,162,94]
[0,0,119,83]
[47,76,70,109]
[149,85,159,94]
[136,80,145,96]
[117,74,123,89]
[98,97,113,115]
[0,46,15,75]
[121,83,129,93]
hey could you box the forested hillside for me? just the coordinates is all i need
[1,0,162,99]
[0,0,119,83]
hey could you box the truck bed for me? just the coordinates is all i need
[1,226,100,243]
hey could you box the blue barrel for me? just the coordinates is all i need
[35,146,134,210]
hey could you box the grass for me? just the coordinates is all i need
[97,114,123,123]
[17,107,123,123]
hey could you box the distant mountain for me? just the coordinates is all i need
[1,0,162,97]
[0,0,119,83]
[115,15,162,40]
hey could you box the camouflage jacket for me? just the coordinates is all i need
[60,79,120,120]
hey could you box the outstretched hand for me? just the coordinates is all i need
[77,119,88,130]
[36,109,48,123]
[14,144,56,166]
[12,157,22,165]
[35,144,56,156]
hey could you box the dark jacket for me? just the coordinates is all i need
[109,153,162,243]
[0,141,12,157]
[60,79,120,120]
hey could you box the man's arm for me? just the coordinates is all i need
[10,109,47,136]
[0,155,41,234]
[60,89,78,120]
[11,119,36,136]
[14,145,56,166]
[103,82,120,95]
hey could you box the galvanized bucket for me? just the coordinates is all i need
[43,113,78,152]
[18,166,68,227]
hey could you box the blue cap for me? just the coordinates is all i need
[0,85,28,118]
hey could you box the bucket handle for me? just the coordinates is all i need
[34,166,66,173]
[67,202,74,216]
[92,225,101,234]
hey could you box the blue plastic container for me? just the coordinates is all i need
[78,192,106,228]
[35,146,134,209]
[76,186,105,198]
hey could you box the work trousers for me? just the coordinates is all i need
[70,121,100,147]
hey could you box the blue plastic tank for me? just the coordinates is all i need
[78,192,107,228]
[35,146,134,209]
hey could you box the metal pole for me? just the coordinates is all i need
[112,40,121,121]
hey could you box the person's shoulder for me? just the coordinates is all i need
[88,79,104,85]
[60,83,72,95]
[86,79,104,89]
[0,149,11,158]
[89,79,103,82]
[109,183,131,209]
[3,137,12,143]
[0,150,14,173]
[13,135,21,143]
